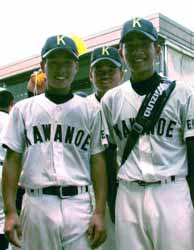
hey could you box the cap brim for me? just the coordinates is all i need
[42,47,78,60]
[90,57,122,68]
[0,87,6,92]
[0,87,12,93]
[121,30,157,42]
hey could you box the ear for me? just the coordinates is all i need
[120,68,124,82]
[118,45,124,59]
[89,68,94,83]
[75,61,79,73]
[40,60,45,73]
[155,44,161,56]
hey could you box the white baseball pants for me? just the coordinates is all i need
[20,192,92,250]
[116,178,194,250]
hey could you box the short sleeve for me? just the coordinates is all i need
[101,97,116,145]
[90,110,107,155]
[2,105,25,153]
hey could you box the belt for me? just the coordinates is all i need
[27,185,89,199]
[132,176,176,187]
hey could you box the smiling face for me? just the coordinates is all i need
[41,50,78,94]
[121,33,160,82]
[90,60,123,98]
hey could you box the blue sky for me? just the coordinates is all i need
[0,0,193,66]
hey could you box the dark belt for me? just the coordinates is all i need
[132,176,176,187]
[29,185,89,199]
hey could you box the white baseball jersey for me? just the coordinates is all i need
[0,111,9,163]
[0,111,9,234]
[2,93,105,189]
[87,94,101,111]
[101,80,194,182]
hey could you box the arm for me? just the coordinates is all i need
[186,137,194,207]
[105,144,118,223]
[101,96,118,222]
[2,148,23,247]
[88,151,107,249]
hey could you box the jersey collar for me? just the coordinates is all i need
[45,90,73,104]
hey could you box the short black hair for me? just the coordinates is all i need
[0,90,14,108]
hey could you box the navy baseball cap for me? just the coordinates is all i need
[90,46,123,68]
[0,87,13,95]
[120,17,158,43]
[41,35,79,60]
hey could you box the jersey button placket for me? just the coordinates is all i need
[53,105,64,184]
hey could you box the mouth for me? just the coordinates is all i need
[134,58,145,63]
[100,77,109,82]
[54,76,66,80]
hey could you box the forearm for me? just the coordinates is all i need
[2,150,22,215]
[91,152,107,216]
[186,137,194,206]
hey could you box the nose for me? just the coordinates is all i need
[131,46,145,57]
[100,71,112,79]
[55,64,67,73]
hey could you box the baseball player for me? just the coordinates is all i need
[0,89,14,250]
[101,17,194,250]
[87,46,124,250]
[2,35,107,250]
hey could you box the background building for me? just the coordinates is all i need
[0,13,194,101]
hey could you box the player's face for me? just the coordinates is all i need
[90,61,122,95]
[121,33,160,81]
[43,51,78,93]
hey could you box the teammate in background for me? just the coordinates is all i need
[87,46,123,250]
[2,35,107,250]
[0,89,14,250]
[101,18,194,250]
[89,46,123,101]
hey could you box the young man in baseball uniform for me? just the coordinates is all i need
[87,46,123,250]
[101,18,194,250]
[0,89,14,250]
[2,35,107,250]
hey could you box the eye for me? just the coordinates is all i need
[94,69,103,75]
[125,43,135,50]
[63,59,75,66]
[142,41,151,48]
[47,60,56,66]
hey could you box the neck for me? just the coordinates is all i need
[130,72,161,96]
[96,90,105,101]
[131,69,155,82]
[46,86,71,95]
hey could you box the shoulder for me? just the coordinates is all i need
[15,94,44,106]
[0,111,8,119]
[102,81,130,105]
[86,93,98,105]
[12,94,44,111]
[72,94,99,115]
[86,93,96,102]
[0,112,9,128]
[172,80,194,99]
[86,93,101,111]
[71,95,101,125]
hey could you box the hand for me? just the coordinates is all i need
[87,212,107,249]
[4,212,22,247]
